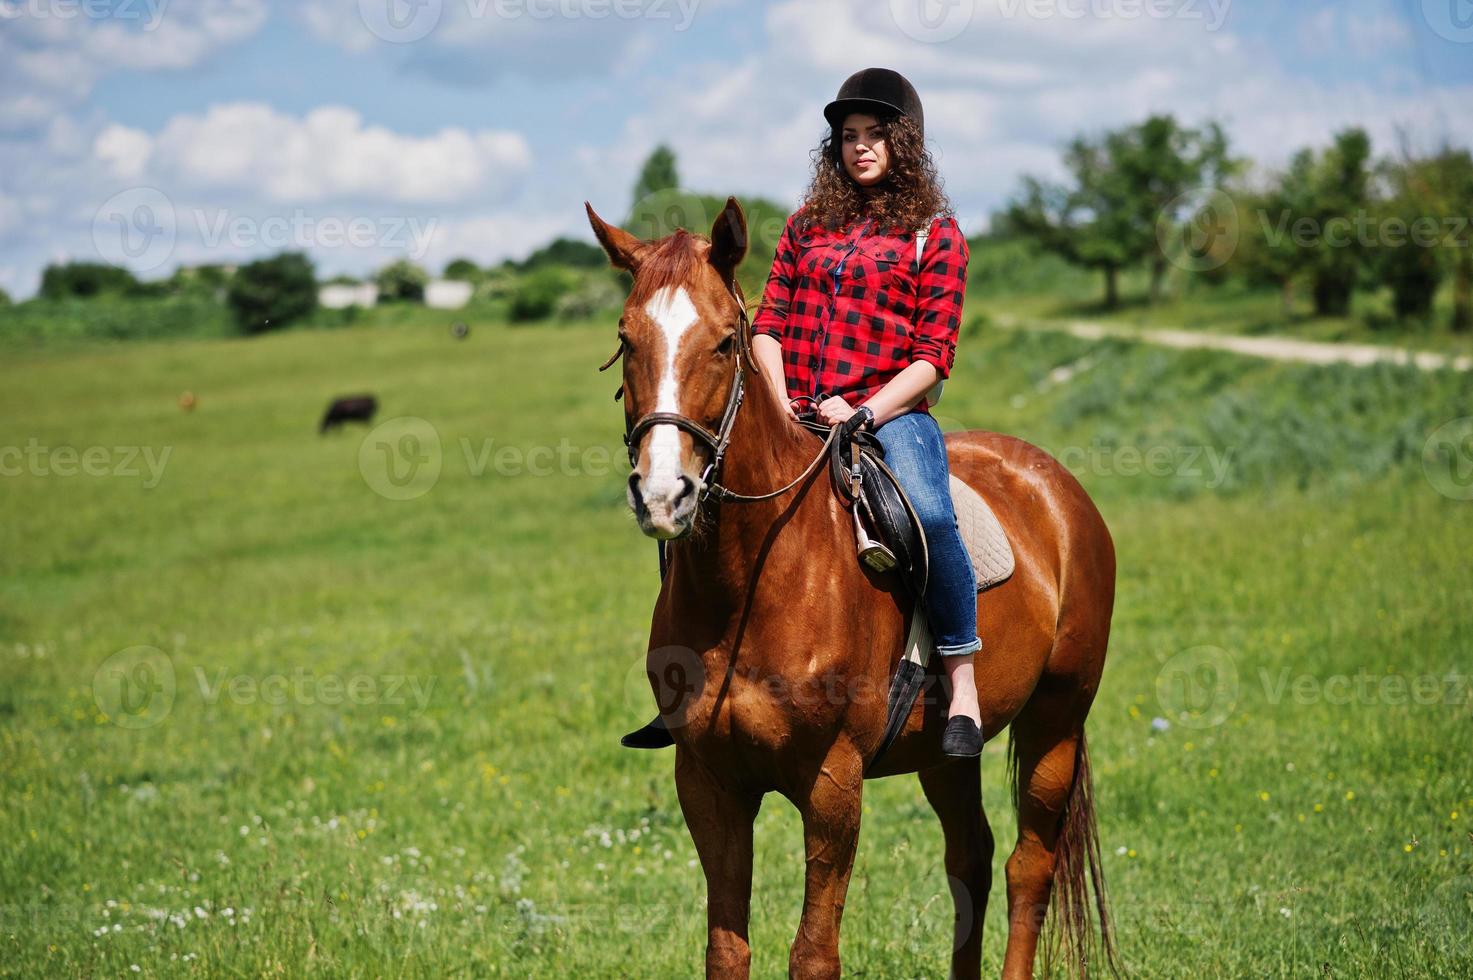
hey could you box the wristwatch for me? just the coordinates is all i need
[855,406,876,433]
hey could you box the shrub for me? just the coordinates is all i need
[39,262,140,300]
[375,260,428,302]
[226,252,318,334]
[509,266,577,322]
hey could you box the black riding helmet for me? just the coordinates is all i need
[823,67,924,142]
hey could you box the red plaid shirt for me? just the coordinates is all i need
[750,205,969,414]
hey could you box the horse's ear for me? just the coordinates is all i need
[708,196,747,284]
[585,201,649,274]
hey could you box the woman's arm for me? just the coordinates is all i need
[752,334,794,418]
[859,359,939,426]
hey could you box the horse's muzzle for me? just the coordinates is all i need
[628,469,698,539]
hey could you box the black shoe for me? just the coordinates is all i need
[941,715,983,758]
[620,714,675,749]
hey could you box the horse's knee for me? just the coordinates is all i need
[707,934,751,977]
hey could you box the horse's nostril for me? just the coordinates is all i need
[628,472,643,503]
[674,475,695,506]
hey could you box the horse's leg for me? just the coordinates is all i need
[1000,697,1081,980]
[676,749,762,979]
[919,759,994,980]
[788,745,865,980]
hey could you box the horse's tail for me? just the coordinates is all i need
[1011,730,1123,978]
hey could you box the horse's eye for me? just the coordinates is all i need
[716,334,735,357]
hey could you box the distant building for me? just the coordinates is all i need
[425,279,473,309]
[319,282,379,309]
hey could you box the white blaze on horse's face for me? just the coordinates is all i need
[629,284,702,539]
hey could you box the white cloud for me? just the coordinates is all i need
[97,103,533,205]
[0,0,269,131]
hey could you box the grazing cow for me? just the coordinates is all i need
[319,394,377,434]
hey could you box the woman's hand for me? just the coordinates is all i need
[816,396,857,426]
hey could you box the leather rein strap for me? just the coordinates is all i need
[600,280,840,506]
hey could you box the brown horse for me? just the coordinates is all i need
[586,196,1120,980]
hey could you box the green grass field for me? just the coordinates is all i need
[2,310,1471,977]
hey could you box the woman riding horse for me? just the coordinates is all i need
[622,67,986,758]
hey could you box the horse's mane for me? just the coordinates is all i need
[627,229,708,308]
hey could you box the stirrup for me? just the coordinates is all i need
[853,504,896,572]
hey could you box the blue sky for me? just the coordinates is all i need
[1,0,1471,298]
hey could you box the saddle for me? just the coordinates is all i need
[793,414,1018,770]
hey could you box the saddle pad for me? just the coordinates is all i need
[949,475,1015,592]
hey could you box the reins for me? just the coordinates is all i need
[598,280,840,506]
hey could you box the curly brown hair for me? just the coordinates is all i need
[798,112,953,236]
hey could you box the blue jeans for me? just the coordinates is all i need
[872,410,982,657]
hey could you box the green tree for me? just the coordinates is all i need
[1374,154,1446,322]
[1006,136,1136,308]
[1410,147,1473,332]
[374,259,429,302]
[226,252,318,334]
[1122,116,1235,302]
[39,261,140,300]
[0,286,11,307]
[630,144,679,213]
[515,238,607,271]
[1306,129,1375,316]
[1232,152,1318,313]
[1007,115,1235,308]
[443,257,481,281]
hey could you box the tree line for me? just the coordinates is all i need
[1003,115,1473,331]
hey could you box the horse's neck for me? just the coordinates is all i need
[673,362,832,593]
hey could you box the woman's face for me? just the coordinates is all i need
[840,112,890,189]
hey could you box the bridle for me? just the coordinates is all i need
[599,279,839,506]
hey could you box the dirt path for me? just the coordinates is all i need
[998,316,1473,372]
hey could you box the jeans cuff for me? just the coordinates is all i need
[936,636,982,657]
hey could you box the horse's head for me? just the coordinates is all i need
[585,197,750,540]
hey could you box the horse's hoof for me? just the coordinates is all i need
[620,715,675,749]
[941,715,982,757]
